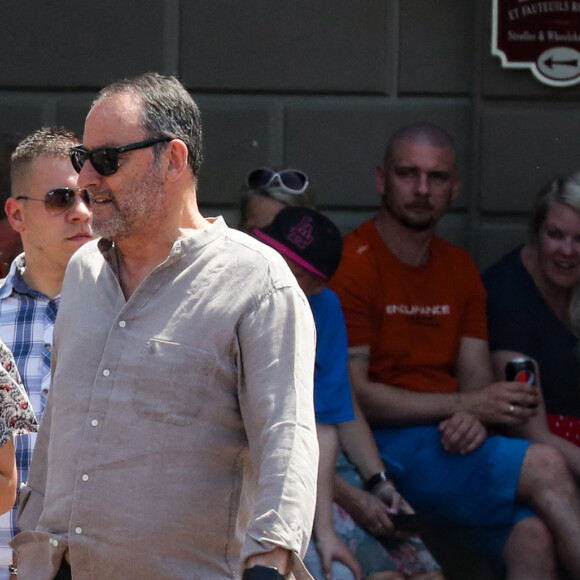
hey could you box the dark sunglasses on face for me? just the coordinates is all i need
[16,188,91,216]
[69,137,172,177]
[246,168,309,195]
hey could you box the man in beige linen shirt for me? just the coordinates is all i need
[12,73,318,580]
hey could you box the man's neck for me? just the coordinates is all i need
[374,210,434,267]
[114,236,173,300]
[0,220,23,269]
[20,255,65,299]
[113,206,210,300]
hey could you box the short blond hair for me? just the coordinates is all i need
[10,127,80,194]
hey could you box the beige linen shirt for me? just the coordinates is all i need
[13,217,318,580]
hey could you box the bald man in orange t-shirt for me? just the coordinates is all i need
[331,122,580,580]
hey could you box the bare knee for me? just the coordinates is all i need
[508,516,554,553]
[504,516,555,571]
[524,443,568,474]
[519,443,575,499]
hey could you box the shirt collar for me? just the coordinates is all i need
[96,217,228,262]
[0,253,58,301]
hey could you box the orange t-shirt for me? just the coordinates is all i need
[330,219,488,394]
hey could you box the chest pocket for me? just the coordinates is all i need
[132,338,215,426]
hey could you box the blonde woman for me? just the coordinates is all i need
[484,172,580,480]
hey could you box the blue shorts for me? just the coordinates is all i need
[373,425,535,565]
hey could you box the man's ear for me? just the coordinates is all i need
[164,139,190,183]
[4,198,25,233]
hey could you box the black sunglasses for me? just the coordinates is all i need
[246,168,309,195]
[16,188,91,216]
[69,137,172,177]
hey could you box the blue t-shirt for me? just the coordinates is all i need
[482,246,580,417]
[309,288,355,424]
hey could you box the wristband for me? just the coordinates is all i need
[242,565,285,580]
[364,471,391,492]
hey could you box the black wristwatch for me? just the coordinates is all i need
[242,565,285,580]
[364,470,391,492]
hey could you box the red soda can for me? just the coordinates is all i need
[505,357,536,385]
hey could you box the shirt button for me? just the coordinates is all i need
[75,527,82,535]
[91,419,99,427]
[81,474,89,482]
[119,321,126,328]
[44,343,52,351]
[103,369,110,377]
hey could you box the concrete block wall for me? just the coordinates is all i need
[1,0,578,271]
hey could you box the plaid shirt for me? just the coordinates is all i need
[0,254,58,577]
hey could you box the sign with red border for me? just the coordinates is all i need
[492,0,580,86]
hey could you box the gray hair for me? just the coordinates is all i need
[94,72,203,178]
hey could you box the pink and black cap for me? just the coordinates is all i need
[253,206,343,280]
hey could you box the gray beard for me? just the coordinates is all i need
[92,166,166,241]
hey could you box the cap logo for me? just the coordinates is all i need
[287,216,314,250]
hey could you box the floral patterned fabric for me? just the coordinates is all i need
[335,453,441,576]
[0,341,37,446]
[333,503,442,575]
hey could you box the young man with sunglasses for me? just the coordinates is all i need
[14,73,318,580]
[0,126,92,579]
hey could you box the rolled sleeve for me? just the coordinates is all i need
[238,285,318,573]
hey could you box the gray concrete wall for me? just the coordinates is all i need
[1,0,578,271]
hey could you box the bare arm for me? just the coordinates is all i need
[437,336,541,454]
[334,393,403,534]
[348,345,461,427]
[349,344,487,453]
[336,393,391,480]
[311,423,362,580]
[455,337,539,425]
[0,438,16,516]
[350,338,540,428]
[349,337,539,456]
[333,474,397,536]
[314,424,340,538]
[490,349,580,482]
